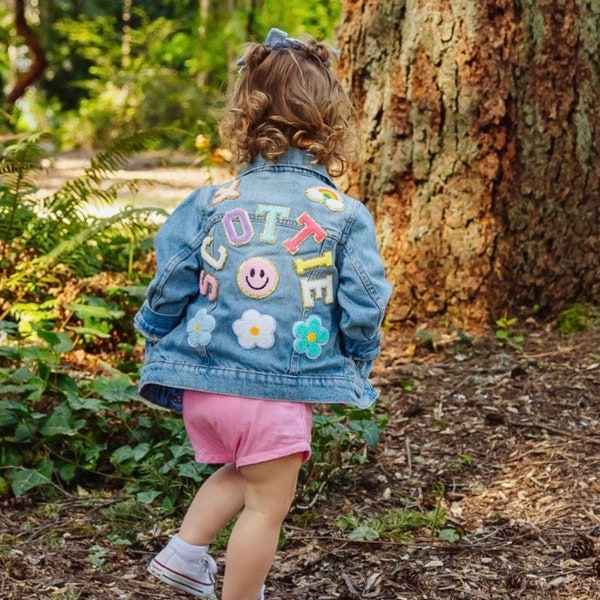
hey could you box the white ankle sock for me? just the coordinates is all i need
[169,534,209,562]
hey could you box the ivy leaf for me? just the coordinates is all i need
[40,403,85,437]
[350,419,382,447]
[137,490,161,504]
[10,462,53,495]
[437,528,461,542]
[36,330,74,353]
[348,526,380,541]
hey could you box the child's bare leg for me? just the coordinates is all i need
[221,453,303,600]
[178,463,245,545]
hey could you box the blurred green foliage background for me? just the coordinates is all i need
[1,0,341,151]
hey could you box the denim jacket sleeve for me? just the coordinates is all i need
[337,202,392,361]
[134,188,212,342]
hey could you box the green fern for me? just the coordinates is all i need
[20,129,170,252]
[5,207,165,289]
[0,129,171,292]
[0,133,52,248]
[47,128,168,209]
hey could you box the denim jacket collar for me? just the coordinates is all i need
[241,148,336,188]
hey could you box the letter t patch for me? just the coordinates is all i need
[283,213,327,255]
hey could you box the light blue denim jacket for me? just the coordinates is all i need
[134,149,392,413]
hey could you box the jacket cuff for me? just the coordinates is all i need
[343,333,382,361]
[134,303,182,341]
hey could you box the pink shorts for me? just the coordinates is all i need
[182,390,313,468]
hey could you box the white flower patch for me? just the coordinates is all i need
[232,309,276,349]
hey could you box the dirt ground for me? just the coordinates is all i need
[1,322,599,600]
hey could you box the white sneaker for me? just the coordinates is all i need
[147,545,217,597]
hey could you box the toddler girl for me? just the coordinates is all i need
[134,27,392,600]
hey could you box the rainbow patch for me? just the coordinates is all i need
[305,186,345,212]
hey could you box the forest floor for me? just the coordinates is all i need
[2,155,600,599]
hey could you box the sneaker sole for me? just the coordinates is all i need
[148,557,215,598]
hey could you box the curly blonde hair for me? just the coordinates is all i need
[220,39,356,177]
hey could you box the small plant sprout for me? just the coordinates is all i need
[495,315,524,350]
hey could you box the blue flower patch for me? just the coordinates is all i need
[187,308,216,348]
[293,315,329,359]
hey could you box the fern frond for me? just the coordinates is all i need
[84,177,162,205]
[87,128,172,177]
[0,133,53,246]
[21,178,162,251]
[49,128,173,202]
[0,133,51,180]
[5,206,166,289]
[3,128,176,289]
[0,204,37,242]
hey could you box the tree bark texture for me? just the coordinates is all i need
[337,0,599,329]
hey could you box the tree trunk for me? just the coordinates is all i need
[6,0,47,104]
[337,0,600,330]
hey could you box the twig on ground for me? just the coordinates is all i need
[508,419,600,446]
[405,435,413,476]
